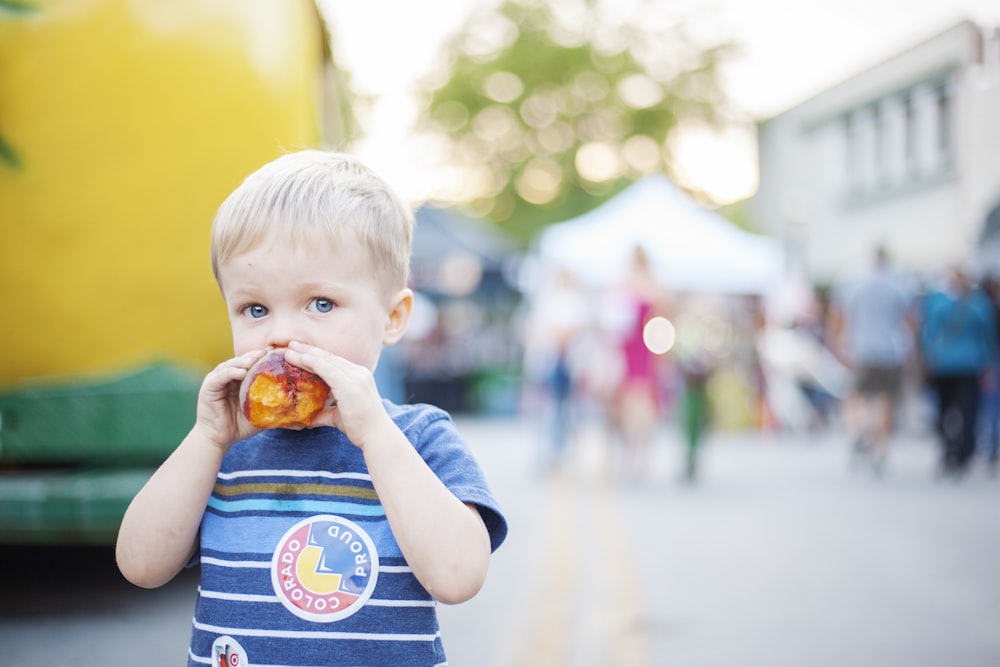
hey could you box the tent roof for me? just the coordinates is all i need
[536,174,784,294]
[413,204,517,269]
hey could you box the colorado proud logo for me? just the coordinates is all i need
[271,515,379,622]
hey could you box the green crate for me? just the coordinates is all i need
[0,467,155,544]
[0,364,202,465]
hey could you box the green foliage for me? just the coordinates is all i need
[419,0,736,244]
[0,134,20,171]
[0,1,36,170]
[0,0,36,15]
[717,199,756,233]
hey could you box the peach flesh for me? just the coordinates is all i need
[239,349,331,429]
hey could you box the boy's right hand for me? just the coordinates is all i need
[193,350,267,451]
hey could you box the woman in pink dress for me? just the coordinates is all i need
[613,246,669,480]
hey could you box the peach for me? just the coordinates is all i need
[239,349,332,429]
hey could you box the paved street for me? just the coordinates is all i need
[1,416,998,666]
[440,417,1000,667]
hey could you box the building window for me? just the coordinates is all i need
[872,102,885,181]
[902,91,917,173]
[844,111,867,192]
[935,82,951,159]
[844,112,856,175]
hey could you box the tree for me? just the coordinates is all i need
[418,0,737,244]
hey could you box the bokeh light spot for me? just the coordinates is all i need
[643,316,676,355]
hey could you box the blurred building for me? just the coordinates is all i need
[401,205,522,414]
[749,20,1000,284]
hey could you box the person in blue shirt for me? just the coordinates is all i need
[978,274,1000,473]
[919,267,998,477]
[830,246,915,474]
[116,150,508,666]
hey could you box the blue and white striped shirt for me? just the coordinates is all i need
[186,402,507,667]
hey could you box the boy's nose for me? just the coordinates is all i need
[265,317,299,349]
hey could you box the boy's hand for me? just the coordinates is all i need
[193,350,266,451]
[284,343,490,604]
[284,341,389,448]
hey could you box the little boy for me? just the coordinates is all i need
[116,150,508,667]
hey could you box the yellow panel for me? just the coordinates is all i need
[0,0,330,383]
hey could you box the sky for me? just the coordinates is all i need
[317,0,1000,206]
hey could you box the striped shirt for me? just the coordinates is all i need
[186,402,507,667]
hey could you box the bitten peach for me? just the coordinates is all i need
[239,349,332,429]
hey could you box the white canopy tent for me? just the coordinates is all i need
[535,174,785,294]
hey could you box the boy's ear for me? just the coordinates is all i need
[383,288,413,345]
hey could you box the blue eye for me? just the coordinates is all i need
[245,304,268,319]
[312,298,334,313]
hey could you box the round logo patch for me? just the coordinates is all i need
[212,635,248,667]
[271,515,379,622]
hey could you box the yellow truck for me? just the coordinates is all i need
[0,0,346,543]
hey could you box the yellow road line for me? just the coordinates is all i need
[516,472,578,666]
[512,463,648,667]
[592,479,648,667]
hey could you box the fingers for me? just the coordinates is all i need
[285,344,371,396]
[285,341,342,376]
[306,405,342,430]
[193,350,271,448]
[205,350,267,391]
[285,341,377,401]
[214,349,266,374]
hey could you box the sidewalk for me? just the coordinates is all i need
[440,417,1000,667]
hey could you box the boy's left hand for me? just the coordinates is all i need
[283,341,390,448]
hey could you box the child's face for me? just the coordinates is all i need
[216,234,410,371]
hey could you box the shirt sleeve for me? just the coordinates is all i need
[396,404,509,553]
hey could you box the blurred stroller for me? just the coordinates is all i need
[757,322,852,433]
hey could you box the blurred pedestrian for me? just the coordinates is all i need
[828,245,915,474]
[609,245,670,481]
[523,267,586,472]
[919,267,998,477]
[978,274,1000,473]
[678,354,712,481]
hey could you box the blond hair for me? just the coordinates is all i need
[210,150,413,295]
